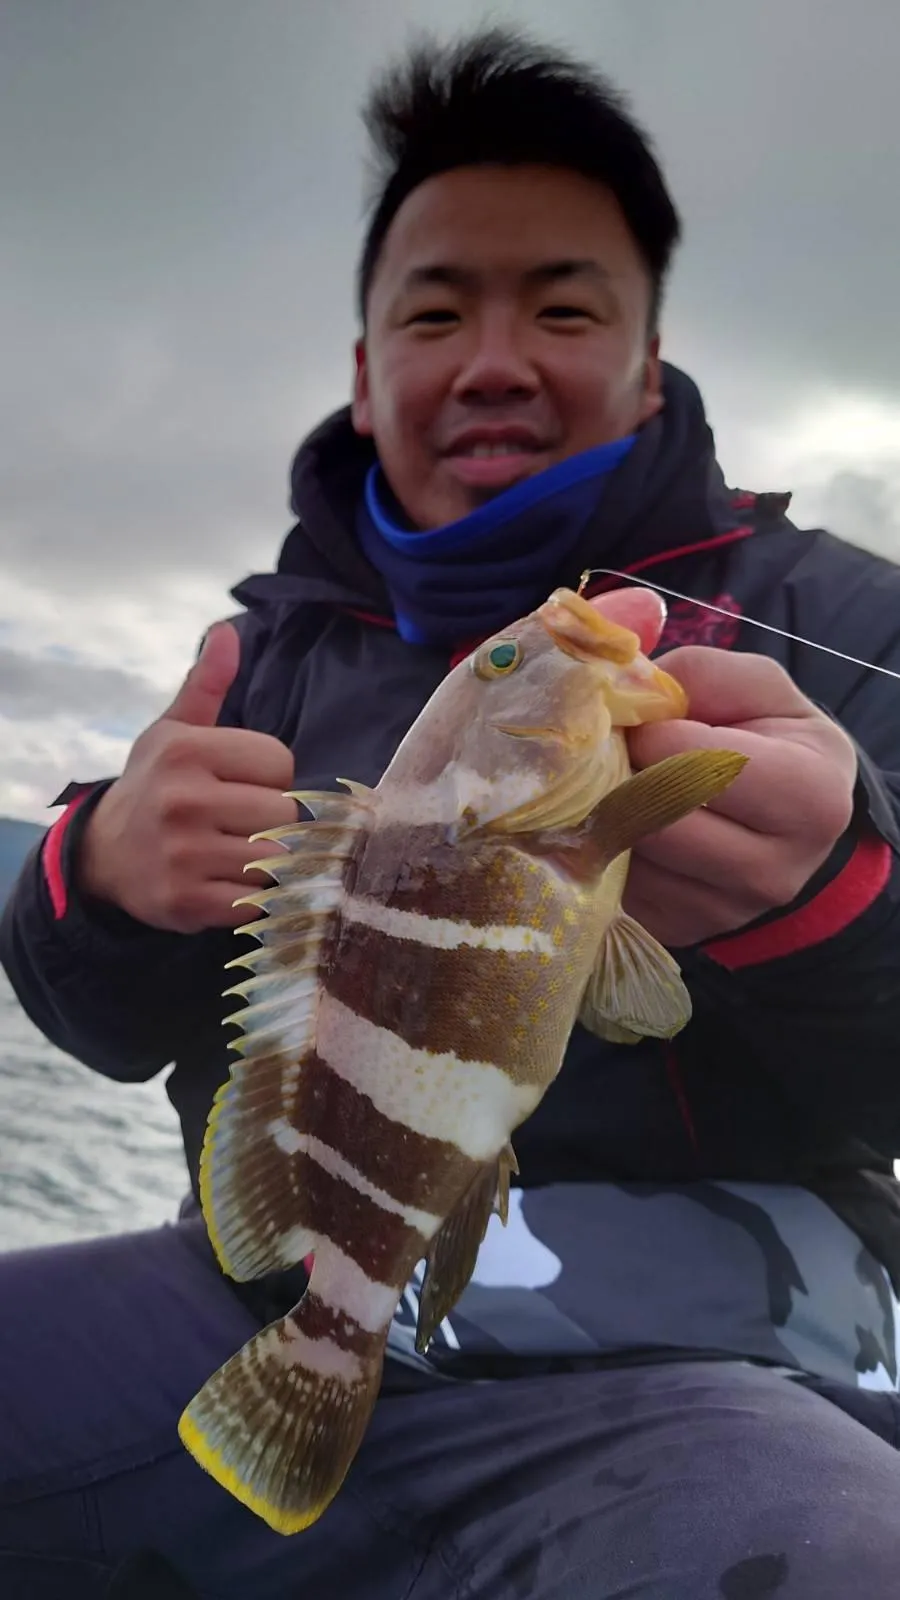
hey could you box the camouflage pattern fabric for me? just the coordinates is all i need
[387,1180,900,1391]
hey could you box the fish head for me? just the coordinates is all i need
[381,586,687,835]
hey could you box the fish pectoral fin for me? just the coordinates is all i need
[416,1159,500,1355]
[494,1141,519,1225]
[541,749,748,884]
[580,909,691,1043]
[179,1292,386,1537]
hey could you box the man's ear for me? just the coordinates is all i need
[351,338,372,435]
[637,334,664,425]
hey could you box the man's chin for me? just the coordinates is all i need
[433,454,553,520]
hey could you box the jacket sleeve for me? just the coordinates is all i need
[0,611,264,1083]
[674,535,900,1158]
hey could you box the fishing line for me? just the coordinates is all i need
[577,567,900,684]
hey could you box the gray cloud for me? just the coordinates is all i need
[1,0,899,611]
[0,0,898,818]
[797,467,900,561]
[0,649,166,730]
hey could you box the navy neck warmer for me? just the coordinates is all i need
[356,435,636,647]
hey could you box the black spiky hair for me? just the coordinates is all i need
[356,26,681,331]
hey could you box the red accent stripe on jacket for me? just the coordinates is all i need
[344,607,394,629]
[664,1045,698,1150]
[42,791,92,921]
[703,835,893,971]
[581,526,754,594]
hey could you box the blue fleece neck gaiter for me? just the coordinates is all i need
[356,435,636,647]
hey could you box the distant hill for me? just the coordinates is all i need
[0,817,47,907]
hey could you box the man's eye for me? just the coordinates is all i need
[408,308,459,326]
[540,305,594,321]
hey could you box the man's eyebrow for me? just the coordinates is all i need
[398,258,612,293]
[526,259,612,288]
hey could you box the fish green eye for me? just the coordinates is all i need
[473,639,522,679]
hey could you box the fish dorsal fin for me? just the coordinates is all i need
[579,909,691,1044]
[199,782,373,1282]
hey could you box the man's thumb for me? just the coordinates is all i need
[164,621,241,728]
[588,586,667,657]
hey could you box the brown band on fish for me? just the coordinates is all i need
[268,1148,427,1283]
[288,1052,482,1209]
[289,1293,383,1361]
[356,823,554,930]
[324,918,576,1082]
[214,1043,482,1211]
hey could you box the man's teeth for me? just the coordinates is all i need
[461,442,533,458]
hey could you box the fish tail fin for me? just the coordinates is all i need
[178,1291,385,1536]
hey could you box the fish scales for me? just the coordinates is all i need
[179,587,748,1535]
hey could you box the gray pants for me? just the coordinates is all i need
[2,1219,900,1599]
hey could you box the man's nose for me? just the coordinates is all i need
[451,313,539,402]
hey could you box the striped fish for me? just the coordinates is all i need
[178,586,746,1535]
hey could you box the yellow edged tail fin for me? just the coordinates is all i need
[178,1293,385,1536]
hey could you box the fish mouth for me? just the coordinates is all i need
[537,586,688,721]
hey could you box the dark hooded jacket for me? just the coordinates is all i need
[4,364,900,1358]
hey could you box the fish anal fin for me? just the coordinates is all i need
[579,909,691,1043]
[416,1159,500,1354]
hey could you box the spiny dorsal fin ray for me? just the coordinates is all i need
[286,782,374,823]
[199,790,371,1282]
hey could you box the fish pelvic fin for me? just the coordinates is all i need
[178,1287,386,1537]
[580,909,692,1043]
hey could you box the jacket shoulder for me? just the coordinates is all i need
[745,494,900,645]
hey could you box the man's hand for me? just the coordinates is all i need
[77,623,298,933]
[588,587,859,949]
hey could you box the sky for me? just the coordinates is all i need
[2,0,899,821]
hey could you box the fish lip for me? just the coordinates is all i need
[537,591,640,665]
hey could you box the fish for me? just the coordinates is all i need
[177,585,747,1535]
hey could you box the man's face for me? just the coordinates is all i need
[353,163,664,531]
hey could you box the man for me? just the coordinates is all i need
[3,26,900,1600]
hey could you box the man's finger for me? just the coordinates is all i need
[627,717,828,835]
[630,798,789,891]
[587,587,667,656]
[213,784,301,836]
[163,622,241,728]
[651,645,812,725]
[623,856,766,947]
